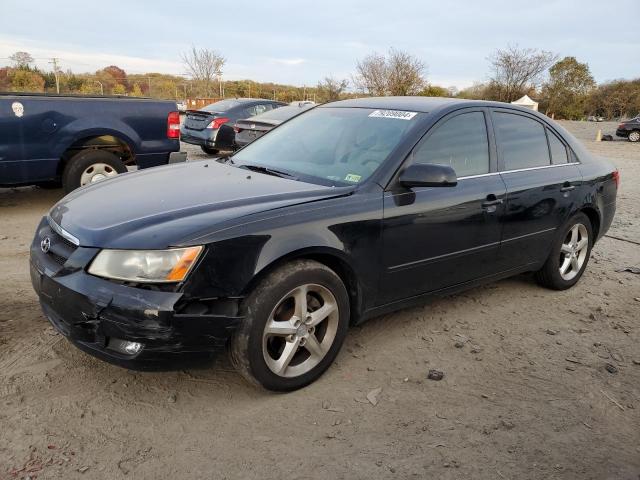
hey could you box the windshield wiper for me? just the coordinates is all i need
[239,164,298,180]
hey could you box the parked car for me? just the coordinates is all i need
[234,103,314,148]
[616,116,640,142]
[180,98,287,154]
[587,115,604,122]
[0,93,183,192]
[30,97,618,391]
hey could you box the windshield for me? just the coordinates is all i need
[201,99,242,112]
[232,107,421,186]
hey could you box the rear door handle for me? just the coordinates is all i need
[560,184,576,192]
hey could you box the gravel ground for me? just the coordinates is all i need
[0,121,638,479]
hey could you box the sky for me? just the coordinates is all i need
[0,0,637,90]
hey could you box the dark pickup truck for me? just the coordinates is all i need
[1,93,185,192]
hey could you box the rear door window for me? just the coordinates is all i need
[412,111,490,177]
[494,112,550,170]
[547,129,569,165]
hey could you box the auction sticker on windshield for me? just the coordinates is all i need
[368,110,417,120]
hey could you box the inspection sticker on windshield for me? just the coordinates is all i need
[368,110,417,120]
[344,174,362,183]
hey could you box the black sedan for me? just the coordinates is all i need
[615,116,640,142]
[180,98,287,154]
[234,103,314,148]
[30,97,618,391]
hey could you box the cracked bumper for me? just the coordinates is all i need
[30,246,241,370]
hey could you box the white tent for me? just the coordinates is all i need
[511,95,539,111]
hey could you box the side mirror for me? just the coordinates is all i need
[399,164,458,188]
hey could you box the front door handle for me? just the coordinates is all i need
[482,195,504,213]
[560,185,576,192]
[482,199,504,207]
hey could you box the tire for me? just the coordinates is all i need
[230,259,350,391]
[535,212,593,290]
[628,130,640,142]
[62,150,127,193]
[200,145,219,155]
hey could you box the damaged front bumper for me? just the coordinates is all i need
[29,221,242,370]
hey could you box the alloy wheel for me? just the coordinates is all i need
[262,284,339,378]
[558,223,589,281]
[629,131,640,142]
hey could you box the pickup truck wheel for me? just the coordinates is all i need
[230,260,350,391]
[200,146,219,155]
[628,130,640,142]
[62,150,127,193]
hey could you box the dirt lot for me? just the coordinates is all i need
[1,121,639,479]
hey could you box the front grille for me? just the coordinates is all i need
[39,224,78,265]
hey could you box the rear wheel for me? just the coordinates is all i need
[200,145,219,155]
[535,212,593,290]
[62,150,127,193]
[628,130,640,142]
[230,260,350,391]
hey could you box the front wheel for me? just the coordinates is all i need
[628,130,640,142]
[230,260,350,391]
[535,212,593,290]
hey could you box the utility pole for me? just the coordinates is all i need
[49,57,60,94]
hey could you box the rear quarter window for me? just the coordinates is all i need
[547,129,569,165]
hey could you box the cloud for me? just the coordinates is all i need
[0,34,184,74]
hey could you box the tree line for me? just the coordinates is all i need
[2,47,639,120]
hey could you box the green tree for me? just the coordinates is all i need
[130,83,143,97]
[542,57,595,119]
[9,69,45,92]
[420,84,449,97]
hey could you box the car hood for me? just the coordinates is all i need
[50,161,353,249]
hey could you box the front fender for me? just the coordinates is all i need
[180,190,384,312]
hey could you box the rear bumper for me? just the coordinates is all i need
[180,128,217,147]
[29,231,241,370]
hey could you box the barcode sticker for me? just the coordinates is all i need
[368,110,417,120]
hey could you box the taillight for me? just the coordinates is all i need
[167,111,180,139]
[206,117,229,130]
[233,125,242,133]
[612,170,620,189]
[618,123,626,129]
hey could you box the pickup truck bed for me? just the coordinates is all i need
[0,93,183,192]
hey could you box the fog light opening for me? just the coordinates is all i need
[107,338,144,355]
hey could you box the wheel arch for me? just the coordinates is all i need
[242,246,363,325]
[56,129,137,176]
[580,205,602,241]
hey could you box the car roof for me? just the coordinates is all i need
[321,96,542,114]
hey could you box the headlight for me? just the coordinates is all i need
[88,246,203,283]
